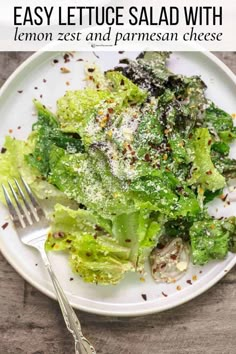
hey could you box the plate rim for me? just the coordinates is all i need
[0,50,236,317]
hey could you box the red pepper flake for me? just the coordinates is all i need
[70,277,74,281]
[88,75,94,81]
[162,292,168,297]
[170,254,177,260]
[66,81,70,86]
[176,285,181,291]
[206,170,212,175]
[141,294,147,301]
[1,222,9,230]
[108,107,114,114]
[125,239,131,243]
[127,144,132,151]
[17,90,23,94]
[53,59,59,64]
[160,263,166,269]
[8,129,13,134]
[131,151,135,156]
[17,126,21,130]
[1,147,7,154]
[43,78,47,83]
[186,280,192,285]
[208,139,212,146]
[227,201,231,205]
[130,156,137,165]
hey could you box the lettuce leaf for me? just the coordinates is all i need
[26,100,84,177]
[190,219,230,265]
[45,204,134,285]
[112,211,162,269]
[48,146,136,219]
[0,136,75,209]
[188,128,225,192]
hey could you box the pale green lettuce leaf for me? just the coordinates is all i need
[188,128,225,192]
[45,204,134,285]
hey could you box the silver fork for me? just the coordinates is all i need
[2,176,96,354]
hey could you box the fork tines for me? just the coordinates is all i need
[2,176,45,229]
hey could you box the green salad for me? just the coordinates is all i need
[1,52,236,285]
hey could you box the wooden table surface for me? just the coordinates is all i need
[0,52,236,354]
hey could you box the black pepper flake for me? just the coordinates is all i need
[43,78,47,83]
[1,147,7,154]
[221,194,228,202]
[125,239,131,243]
[63,53,70,63]
[53,59,59,64]
[77,58,84,62]
[93,52,100,59]
[17,126,21,130]
[186,280,192,285]
[35,263,38,266]
[141,294,147,301]
[144,153,151,162]
[17,90,23,94]
[162,292,168,297]
[118,51,125,54]
[95,225,103,231]
[53,231,65,239]
[88,68,95,73]
[34,87,38,90]
[1,222,9,230]
[40,94,43,99]
[70,277,74,281]
[208,139,212,146]
[86,252,92,257]
[120,79,125,85]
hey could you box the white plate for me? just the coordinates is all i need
[0,51,236,316]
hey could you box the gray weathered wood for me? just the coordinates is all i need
[0,52,236,354]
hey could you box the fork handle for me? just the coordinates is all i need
[40,249,96,354]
